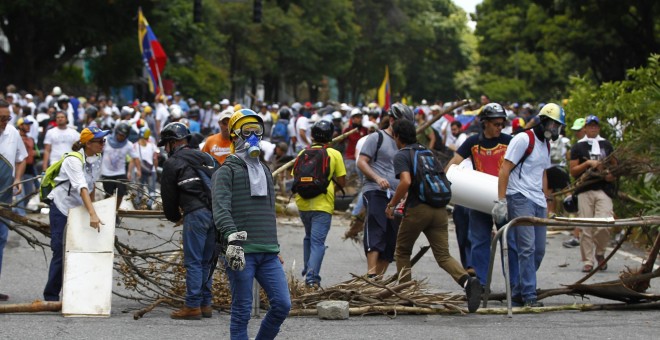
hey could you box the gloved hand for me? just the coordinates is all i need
[226,231,247,271]
[492,199,508,225]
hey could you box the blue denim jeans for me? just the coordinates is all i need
[0,176,12,278]
[135,171,156,209]
[468,209,519,287]
[225,253,291,340]
[0,218,7,280]
[351,192,364,216]
[453,205,472,269]
[507,192,546,301]
[13,172,38,217]
[299,211,332,285]
[44,203,67,301]
[182,208,216,307]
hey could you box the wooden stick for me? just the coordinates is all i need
[0,301,62,313]
[415,100,470,134]
[133,298,170,320]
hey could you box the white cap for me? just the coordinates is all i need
[340,103,351,111]
[350,108,362,117]
[430,104,441,111]
[332,111,342,120]
[272,103,280,110]
[421,99,428,105]
[52,86,62,96]
[25,94,33,100]
[220,99,230,105]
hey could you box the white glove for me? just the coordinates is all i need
[226,231,247,271]
[492,199,508,225]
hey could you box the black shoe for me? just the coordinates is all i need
[524,299,544,308]
[0,293,8,301]
[562,238,580,248]
[465,277,482,313]
[511,295,524,307]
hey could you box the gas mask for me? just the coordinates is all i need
[234,123,264,158]
[542,119,561,141]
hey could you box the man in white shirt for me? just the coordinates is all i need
[42,111,81,172]
[102,123,141,211]
[294,112,311,152]
[0,99,28,301]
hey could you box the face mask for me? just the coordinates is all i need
[543,120,560,141]
[245,133,262,158]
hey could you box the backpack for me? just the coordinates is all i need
[270,120,290,144]
[510,129,550,179]
[40,152,85,204]
[405,145,452,208]
[291,146,332,199]
[177,149,219,209]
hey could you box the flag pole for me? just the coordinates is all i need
[153,60,165,98]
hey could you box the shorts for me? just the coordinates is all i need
[362,190,400,262]
[546,166,570,191]
[102,174,129,198]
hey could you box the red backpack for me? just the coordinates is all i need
[510,129,550,178]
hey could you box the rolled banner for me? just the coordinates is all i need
[446,164,498,214]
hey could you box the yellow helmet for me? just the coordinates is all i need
[228,109,264,139]
[538,103,566,125]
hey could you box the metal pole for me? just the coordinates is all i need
[502,222,513,317]
[252,279,261,318]
[484,226,506,308]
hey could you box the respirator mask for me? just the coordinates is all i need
[234,123,263,158]
[542,119,561,141]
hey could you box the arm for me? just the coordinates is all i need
[427,129,436,150]
[444,154,465,173]
[212,166,237,242]
[386,171,410,219]
[569,158,597,178]
[13,160,26,195]
[334,175,346,191]
[80,187,102,232]
[357,154,389,190]
[152,151,159,171]
[42,144,52,172]
[497,159,515,200]
[543,170,554,215]
[133,157,142,179]
[298,128,310,146]
[161,164,181,222]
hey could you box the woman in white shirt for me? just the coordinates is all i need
[43,127,108,301]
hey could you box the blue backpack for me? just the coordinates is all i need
[405,145,452,208]
[270,120,290,144]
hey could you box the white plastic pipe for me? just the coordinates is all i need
[446,164,498,214]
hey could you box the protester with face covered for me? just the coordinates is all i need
[212,109,291,339]
[101,122,141,211]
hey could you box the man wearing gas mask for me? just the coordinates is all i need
[212,109,291,339]
[494,103,565,307]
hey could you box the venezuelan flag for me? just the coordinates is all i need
[377,65,390,111]
[138,8,167,94]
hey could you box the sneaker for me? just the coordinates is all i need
[595,255,608,271]
[524,299,544,308]
[582,264,594,272]
[511,295,524,307]
[201,305,213,318]
[0,293,8,301]
[465,277,482,313]
[562,238,580,248]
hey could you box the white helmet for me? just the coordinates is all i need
[169,104,183,119]
[350,108,363,117]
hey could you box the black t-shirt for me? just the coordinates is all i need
[393,143,426,209]
[456,133,512,176]
[570,139,615,193]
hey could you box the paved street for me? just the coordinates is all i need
[1,211,658,339]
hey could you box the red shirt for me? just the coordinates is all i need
[343,126,368,160]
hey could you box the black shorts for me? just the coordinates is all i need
[362,190,400,262]
[102,174,129,197]
[546,166,570,191]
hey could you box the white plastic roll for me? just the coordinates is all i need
[446,164,498,214]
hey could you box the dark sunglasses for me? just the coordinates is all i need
[90,139,106,144]
[490,122,505,128]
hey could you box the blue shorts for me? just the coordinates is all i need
[363,190,399,262]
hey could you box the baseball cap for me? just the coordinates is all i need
[585,115,599,125]
[80,127,111,144]
[571,118,586,130]
[220,99,230,105]
[16,118,34,126]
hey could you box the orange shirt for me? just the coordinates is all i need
[202,133,232,164]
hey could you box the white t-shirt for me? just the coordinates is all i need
[155,103,169,128]
[44,127,81,165]
[133,142,159,172]
[295,116,311,150]
[504,131,551,207]
[259,140,276,163]
[50,151,102,216]
[102,141,139,176]
[0,125,28,176]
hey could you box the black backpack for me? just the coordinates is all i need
[405,145,452,208]
[291,146,332,199]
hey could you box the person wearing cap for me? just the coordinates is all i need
[154,94,170,139]
[294,103,312,151]
[219,98,230,111]
[133,127,159,209]
[495,103,565,307]
[562,117,587,248]
[258,103,273,140]
[42,111,81,172]
[201,110,233,164]
[101,122,141,212]
[213,109,291,338]
[159,122,217,320]
[43,126,109,301]
[357,103,413,277]
[13,118,37,217]
[414,107,436,150]
[569,115,617,273]
[201,101,213,132]
[0,100,28,301]
[342,108,368,184]
[55,94,76,128]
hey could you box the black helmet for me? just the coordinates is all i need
[311,120,334,143]
[388,103,413,122]
[85,106,99,119]
[480,103,507,120]
[114,122,131,137]
[158,122,191,147]
[278,108,291,120]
